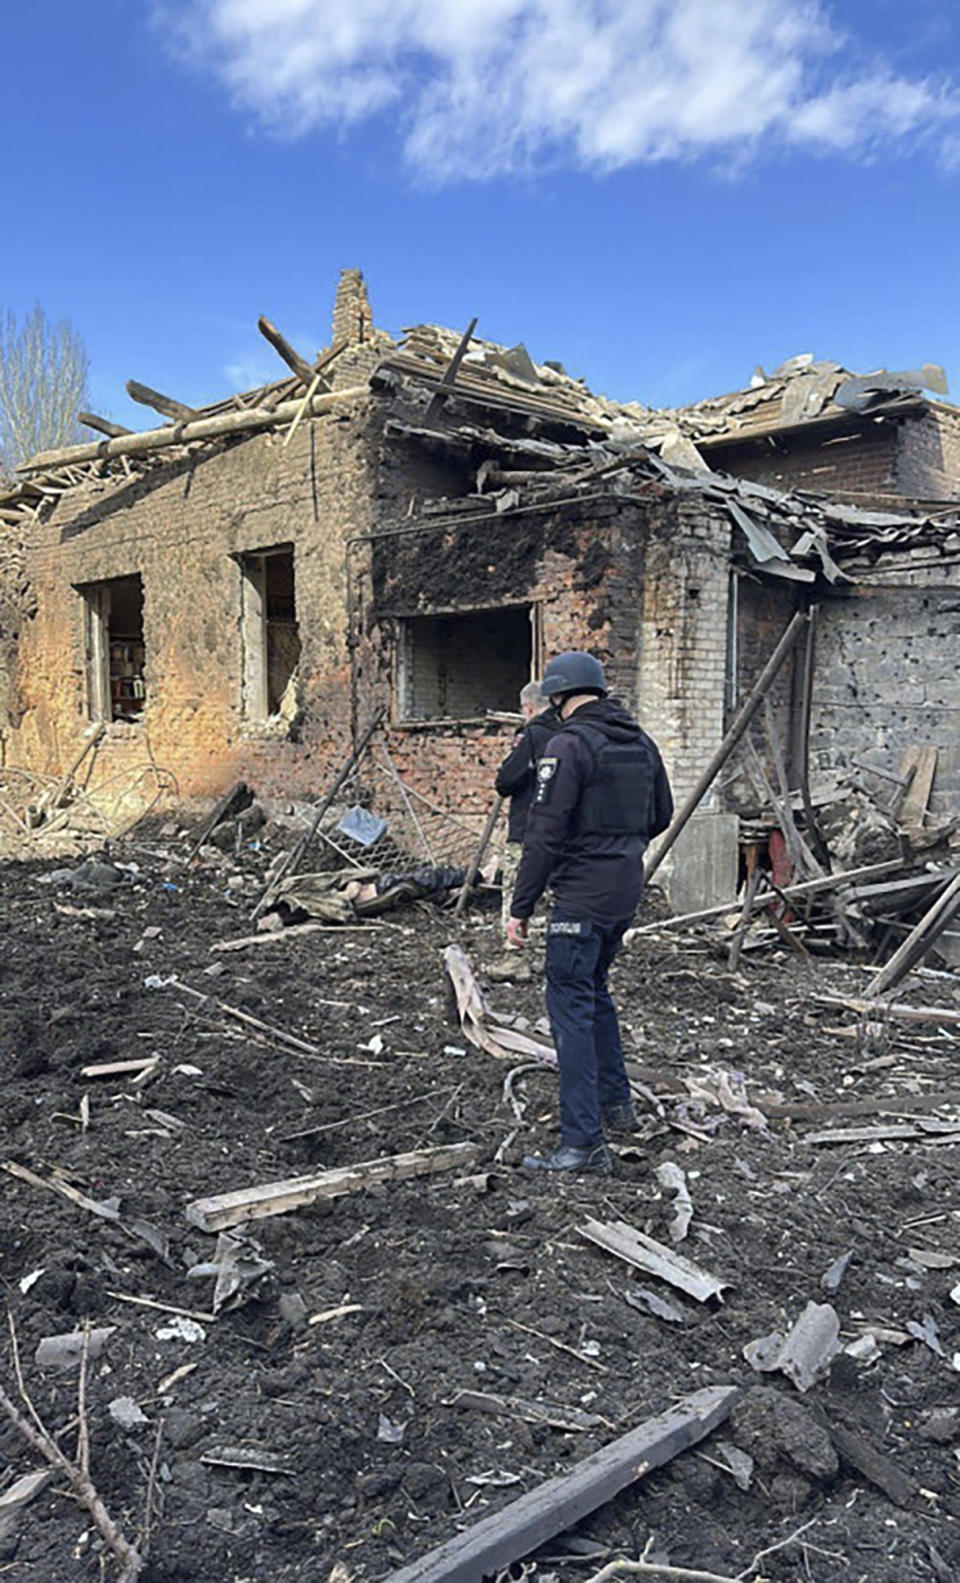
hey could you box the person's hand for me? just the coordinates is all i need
[506,916,529,948]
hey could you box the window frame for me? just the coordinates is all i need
[393,600,541,725]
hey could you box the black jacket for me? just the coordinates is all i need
[495,705,562,843]
[510,697,673,925]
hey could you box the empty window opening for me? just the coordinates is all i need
[398,605,533,721]
[80,574,146,723]
[239,547,301,722]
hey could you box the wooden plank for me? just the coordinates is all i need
[829,1421,917,1507]
[382,1386,739,1583]
[727,855,762,971]
[454,795,503,916]
[424,317,479,421]
[185,780,252,863]
[764,1088,960,1123]
[865,872,960,997]
[898,745,937,829]
[185,1142,479,1231]
[842,873,955,914]
[211,921,389,953]
[3,1160,121,1222]
[628,860,905,936]
[805,1121,960,1146]
[78,412,131,438]
[44,723,105,812]
[447,1390,603,1432]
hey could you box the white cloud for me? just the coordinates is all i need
[161,0,960,179]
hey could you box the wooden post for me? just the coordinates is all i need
[454,796,503,917]
[645,609,810,884]
[381,1386,739,1583]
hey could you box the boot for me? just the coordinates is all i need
[522,1142,614,1175]
[485,956,532,984]
[602,1101,641,1132]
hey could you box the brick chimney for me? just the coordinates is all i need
[332,268,373,346]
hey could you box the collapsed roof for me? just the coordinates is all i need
[1,308,957,586]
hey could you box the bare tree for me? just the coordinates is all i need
[0,304,90,475]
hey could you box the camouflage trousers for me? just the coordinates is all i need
[500,841,524,935]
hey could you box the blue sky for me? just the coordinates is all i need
[4,1,959,428]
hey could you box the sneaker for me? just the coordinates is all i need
[522,1142,615,1175]
[601,1101,641,1133]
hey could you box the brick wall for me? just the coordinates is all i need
[635,499,732,808]
[331,269,374,349]
[809,560,960,822]
[9,399,463,796]
[896,407,960,501]
[708,421,899,497]
[0,519,29,744]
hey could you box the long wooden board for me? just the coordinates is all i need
[185,1142,478,1232]
[628,860,905,936]
[383,1386,738,1583]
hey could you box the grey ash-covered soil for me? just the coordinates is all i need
[0,829,959,1582]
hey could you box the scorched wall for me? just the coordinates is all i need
[351,492,733,818]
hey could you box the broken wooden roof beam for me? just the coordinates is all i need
[627,859,907,939]
[383,1385,739,1583]
[258,316,328,389]
[78,412,131,439]
[424,316,478,422]
[18,385,370,473]
[126,379,198,424]
[185,1141,479,1232]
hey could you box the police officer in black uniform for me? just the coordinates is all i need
[494,685,562,936]
[506,652,674,1175]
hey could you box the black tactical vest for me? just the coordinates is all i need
[565,721,657,837]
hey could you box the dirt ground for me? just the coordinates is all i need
[1,823,959,1583]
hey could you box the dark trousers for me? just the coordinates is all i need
[544,909,632,1148]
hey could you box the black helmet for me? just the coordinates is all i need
[539,651,607,698]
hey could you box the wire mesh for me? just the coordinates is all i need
[310,739,485,877]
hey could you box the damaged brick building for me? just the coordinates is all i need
[0,270,958,862]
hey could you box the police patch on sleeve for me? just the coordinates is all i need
[534,757,558,803]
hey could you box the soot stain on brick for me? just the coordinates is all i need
[369,502,634,616]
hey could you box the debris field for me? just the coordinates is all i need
[1,822,959,1583]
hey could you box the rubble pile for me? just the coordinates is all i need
[0,799,958,1582]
